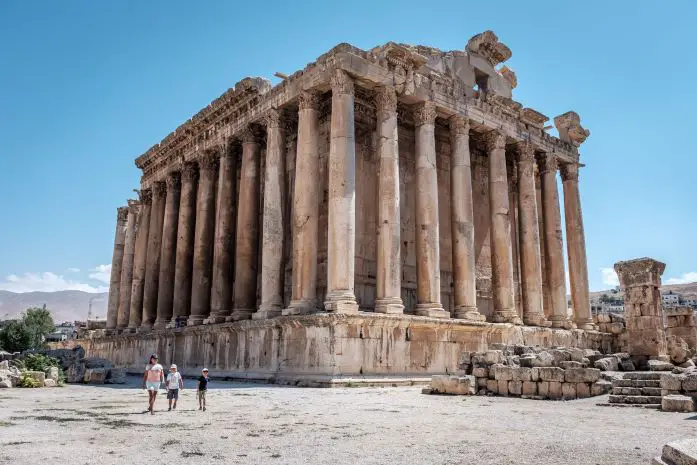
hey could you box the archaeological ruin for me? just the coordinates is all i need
[89,31,617,385]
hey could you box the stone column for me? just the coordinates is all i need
[561,163,595,330]
[230,128,261,321]
[374,86,403,314]
[207,142,237,323]
[116,200,138,329]
[614,258,668,363]
[255,109,286,319]
[189,151,218,326]
[324,69,359,314]
[140,181,166,331]
[283,90,321,316]
[539,153,571,328]
[106,206,128,331]
[154,172,181,329]
[171,162,198,326]
[449,115,482,321]
[485,131,522,325]
[128,188,151,330]
[413,101,447,318]
[516,142,548,327]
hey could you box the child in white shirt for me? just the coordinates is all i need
[165,364,184,411]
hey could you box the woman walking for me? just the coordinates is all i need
[142,354,164,414]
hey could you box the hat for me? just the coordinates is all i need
[170,364,177,369]
[202,368,209,372]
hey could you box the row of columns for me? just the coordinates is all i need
[105,69,594,331]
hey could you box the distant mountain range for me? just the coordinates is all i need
[0,290,108,323]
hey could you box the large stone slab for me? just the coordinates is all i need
[661,438,697,465]
[661,395,696,413]
[430,375,476,395]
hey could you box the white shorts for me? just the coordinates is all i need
[146,381,160,391]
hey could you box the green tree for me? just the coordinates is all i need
[23,307,55,348]
[0,320,33,352]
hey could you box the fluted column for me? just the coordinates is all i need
[561,163,595,330]
[116,200,138,329]
[189,151,218,326]
[106,206,128,331]
[283,91,321,316]
[230,128,261,321]
[207,142,237,323]
[485,131,522,325]
[154,172,181,329]
[128,188,151,330]
[540,153,571,328]
[449,115,483,321]
[324,69,359,314]
[140,181,166,331]
[374,86,403,314]
[413,101,447,318]
[516,142,548,327]
[171,162,198,326]
[255,109,286,319]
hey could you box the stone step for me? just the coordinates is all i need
[608,394,663,405]
[612,379,660,388]
[597,402,662,409]
[623,372,662,380]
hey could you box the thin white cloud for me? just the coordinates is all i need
[67,267,80,273]
[89,264,112,285]
[600,268,619,287]
[665,272,697,285]
[0,272,108,293]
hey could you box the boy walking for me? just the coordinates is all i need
[197,368,209,411]
[166,364,183,411]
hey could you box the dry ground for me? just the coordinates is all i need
[0,377,694,465]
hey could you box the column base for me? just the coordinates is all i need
[574,318,597,331]
[153,319,169,330]
[324,290,359,314]
[252,306,282,320]
[492,311,523,325]
[203,315,228,324]
[124,326,138,334]
[136,325,153,334]
[228,309,254,321]
[415,303,449,319]
[523,314,552,327]
[549,316,573,329]
[186,315,206,326]
[452,305,485,322]
[282,299,320,316]
[374,297,404,314]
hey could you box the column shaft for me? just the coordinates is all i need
[231,129,261,320]
[374,86,403,314]
[128,189,151,330]
[171,163,198,326]
[283,91,321,316]
[255,110,286,319]
[485,131,522,325]
[189,152,218,326]
[154,172,180,329]
[516,142,548,326]
[140,181,166,330]
[208,144,237,323]
[324,69,358,314]
[116,201,138,329]
[561,163,595,330]
[413,101,447,318]
[106,207,128,330]
[540,153,570,328]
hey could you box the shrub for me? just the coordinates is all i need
[21,353,60,372]
[18,372,41,388]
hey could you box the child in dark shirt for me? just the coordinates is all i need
[197,368,209,411]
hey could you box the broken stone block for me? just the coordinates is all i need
[84,368,106,384]
[660,438,697,465]
[484,350,505,364]
[682,374,697,391]
[562,382,577,400]
[44,379,56,387]
[591,380,612,396]
[548,381,563,399]
[594,357,619,371]
[522,381,537,396]
[498,379,508,396]
[508,380,522,395]
[537,381,549,398]
[0,380,11,388]
[472,367,488,378]
[45,367,60,382]
[547,349,572,364]
[564,368,601,383]
[105,367,126,384]
[477,377,488,388]
[430,375,476,395]
[576,382,591,398]
[661,373,684,391]
[648,360,675,372]
[511,367,532,381]
[619,359,636,371]
[661,395,696,412]
[538,367,565,382]
[567,348,586,363]
[25,371,45,386]
[558,361,584,369]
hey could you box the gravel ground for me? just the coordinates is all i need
[0,376,694,465]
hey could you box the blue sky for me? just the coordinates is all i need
[0,1,695,293]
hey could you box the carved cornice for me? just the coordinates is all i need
[374,86,397,114]
[413,101,437,126]
[181,161,198,182]
[117,206,128,223]
[152,181,167,199]
[140,188,152,206]
[449,114,470,138]
[330,69,354,95]
[516,141,536,164]
[560,163,579,182]
[166,171,181,191]
[298,90,321,111]
[484,130,506,152]
[538,153,559,175]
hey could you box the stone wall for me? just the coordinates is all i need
[665,307,697,348]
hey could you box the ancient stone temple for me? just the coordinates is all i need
[96,31,606,384]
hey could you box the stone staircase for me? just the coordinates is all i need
[607,372,662,408]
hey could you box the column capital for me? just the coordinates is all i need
[117,206,128,223]
[264,107,283,129]
[181,161,199,182]
[515,141,536,164]
[413,101,437,126]
[298,89,321,110]
[374,86,397,113]
[560,163,579,182]
[198,150,220,171]
[449,114,470,138]
[330,69,354,95]
[139,188,152,206]
[539,152,559,174]
[484,130,506,152]
[126,199,140,214]
[239,125,260,144]
[166,171,181,191]
[152,180,167,199]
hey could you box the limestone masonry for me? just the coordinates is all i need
[99,31,603,383]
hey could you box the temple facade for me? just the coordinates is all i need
[98,32,602,382]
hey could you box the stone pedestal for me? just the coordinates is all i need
[284,91,321,316]
[128,189,151,330]
[106,207,128,330]
[614,258,668,361]
[324,69,359,314]
[117,201,138,329]
[171,162,198,327]
[140,181,167,331]
[154,172,180,329]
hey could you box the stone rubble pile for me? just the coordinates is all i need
[0,360,61,388]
